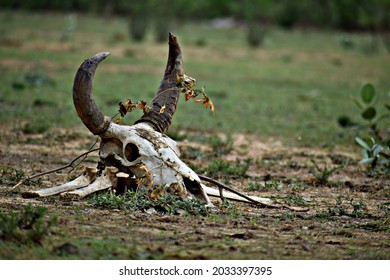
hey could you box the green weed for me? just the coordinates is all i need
[309,159,342,185]
[339,83,390,171]
[219,200,243,221]
[89,189,207,216]
[245,179,280,192]
[203,158,252,178]
[0,204,57,245]
[22,119,52,134]
[0,166,25,186]
[182,146,204,160]
[314,196,367,219]
[284,194,308,207]
[207,134,233,157]
[378,202,390,216]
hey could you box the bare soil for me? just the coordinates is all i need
[0,126,389,259]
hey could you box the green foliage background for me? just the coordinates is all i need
[1,0,390,31]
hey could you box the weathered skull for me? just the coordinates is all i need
[23,33,275,209]
[97,122,210,202]
[71,33,211,204]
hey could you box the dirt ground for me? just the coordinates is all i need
[0,126,389,259]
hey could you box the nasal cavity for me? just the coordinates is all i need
[124,143,140,162]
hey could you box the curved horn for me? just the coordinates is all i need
[73,52,111,135]
[135,33,184,133]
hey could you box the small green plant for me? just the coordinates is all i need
[60,14,77,41]
[314,196,367,219]
[349,198,366,218]
[207,134,233,157]
[340,83,390,171]
[22,118,52,134]
[378,202,390,216]
[24,65,55,87]
[204,158,252,177]
[247,23,266,47]
[284,194,308,207]
[0,165,41,186]
[355,136,388,168]
[89,188,207,216]
[245,179,280,192]
[0,204,57,245]
[309,159,342,185]
[219,200,243,220]
[338,33,356,50]
[182,146,204,160]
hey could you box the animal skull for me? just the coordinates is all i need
[97,121,212,204]
[23,33,274,208]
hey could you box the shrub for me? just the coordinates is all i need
[339,83,389,171]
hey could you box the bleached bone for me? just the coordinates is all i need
[22,167,97,198]
[201,185,274,205]
[116,172,130,178]
[61,167,118,199]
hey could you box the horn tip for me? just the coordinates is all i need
[92,52,110,62]
[169,33,177,43]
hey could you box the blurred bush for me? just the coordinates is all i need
[1,0,389,47]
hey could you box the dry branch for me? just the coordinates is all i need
[12,148,99,190]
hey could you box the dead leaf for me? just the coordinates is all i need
[195,89,215,113]
[135,165,154,188]
[150,187,165,201]
[119,99,135,116]
[119,99,150,116]
[178,74,197,91]
[185,90,196,101]
[139,100,150,113]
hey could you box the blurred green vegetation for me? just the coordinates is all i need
[0,11,389,147]
[1,0,390,31]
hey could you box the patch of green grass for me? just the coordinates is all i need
[245,179,280,192]
[207,134,233,157]
[0,236,153,260]
[22,118,52,134]
[182,146,204,160]
[0,204,57,245]
[1,12,389,146]
[350,222,390,233]
[203,158,252,178]
[378,202,390,216]
[207,200,244,224]
[313,196,368,220]
[309,159,343,185]
[0,166,25,186]
[89,189,207,216]
[284,194,308,207]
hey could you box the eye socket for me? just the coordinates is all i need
[124,143,140,162]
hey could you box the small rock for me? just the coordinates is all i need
[300,241,311,251]
[54,242,79,255]
[145,207,158,215]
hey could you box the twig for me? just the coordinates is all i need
[11,148,99,190]
[198,174,272,207]
[199,175,310,211]
[70,138,99,172]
